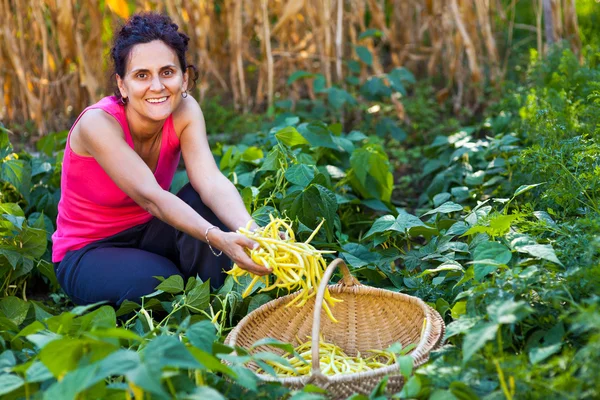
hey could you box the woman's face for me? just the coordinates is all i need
[117,40,188,123]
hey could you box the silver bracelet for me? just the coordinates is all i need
[205,226,223,257]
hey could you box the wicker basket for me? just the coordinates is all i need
[225,258,445,399]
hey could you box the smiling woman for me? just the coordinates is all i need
[51,12,271,306]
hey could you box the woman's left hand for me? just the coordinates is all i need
[210,230,272,276]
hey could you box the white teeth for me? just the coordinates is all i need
[146,97,168,103]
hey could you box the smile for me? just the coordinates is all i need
[146,96,169,104]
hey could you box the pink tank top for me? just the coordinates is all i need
[52,96,181,262]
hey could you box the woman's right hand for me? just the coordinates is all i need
[210,230,272,276]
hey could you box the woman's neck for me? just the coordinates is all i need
[125,106,165,143]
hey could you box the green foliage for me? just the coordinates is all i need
[0,130,63,296]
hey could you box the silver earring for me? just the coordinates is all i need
[181,91,188,98]
[120,97,127,105]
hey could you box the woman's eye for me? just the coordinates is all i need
[163,70,173,76]
[136,73,147,79]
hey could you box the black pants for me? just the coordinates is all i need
[54,183,232,305]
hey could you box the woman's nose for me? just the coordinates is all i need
[150,76,164,91]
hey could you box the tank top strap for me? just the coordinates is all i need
[163,113,179,149]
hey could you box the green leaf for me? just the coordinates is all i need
[389,67,415,84]
[327,87,354,110]
[0,296,30,326]
[397,375,421,398]
[472,242,512,281]
[285,164,315,187]
[397,355,413,378]
[364,210,426,238]
[422,202,463,217]
[463,322,498,362]
[444,317,480,339]
[78,305,116,331]
[241,146,264,162]
[355,46,373,66]
[487,299,533,325]
[18,226,48,258]
[229,365,258,391]
[430,390,459,400]
[358,28,383,40]
[419,262,464,277]
[89,328,143,342]
[186,386,227,400]
[186,279,210,310]
[449,381,480,400]
[260,148,283,171]
[43,363,100,400]
[297,122,344,151]
[0,374,24,396]
[284,184,338,241]
[275,126,309,147]
[31,158,52,177]
[529,343,562,364]
[39,338,116,378]
[287,70,318,85]
[155,274,184,293]
[349,145,394,202]
[247,293,272,313]
[115,300,141,317]
[25,361,54,383]
[2,159,31,199]
[92,350,140,381]
[446,221,469,236]
[189,347,236,377]
[186,321,216,353]
[313,74,327,93]
[387,70,407,96]
[512,183,545,197]
[143,336,201,370]
[0,131,14,159]
[515,244,563,266]
[0,203,24,217]
[126,362,169,397]
[360,77,391,99]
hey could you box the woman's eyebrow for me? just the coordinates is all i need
[130,64,178,74]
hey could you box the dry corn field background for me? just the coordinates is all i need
[0,0,582,135]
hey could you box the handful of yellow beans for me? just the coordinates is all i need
[226,215,342,322]
[258,337,396,376]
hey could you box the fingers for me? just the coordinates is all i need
[229,233,272,276]
[236,252,272,276]
[241,236,259,251]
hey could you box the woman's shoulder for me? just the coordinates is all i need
[70,107,125,156]
[78,108,123,132]
[172,95,204,136]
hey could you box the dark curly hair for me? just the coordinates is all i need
[110,12,198,101]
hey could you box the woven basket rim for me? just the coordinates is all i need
[225,282,445,384]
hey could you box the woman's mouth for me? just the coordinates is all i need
[146,96,169,104]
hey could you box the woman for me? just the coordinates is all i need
[52,12,270,306]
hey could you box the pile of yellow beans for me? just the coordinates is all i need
[258,337,396,376]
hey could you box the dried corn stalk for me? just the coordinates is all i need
[0,0,583,135]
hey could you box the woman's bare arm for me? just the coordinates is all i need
[76,109,269,275]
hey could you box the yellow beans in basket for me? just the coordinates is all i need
[258,336,397,377]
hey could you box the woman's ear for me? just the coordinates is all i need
[182,68,189,92]
[116,74,127,99]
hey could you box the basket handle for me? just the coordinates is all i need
[309,258,360,378]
